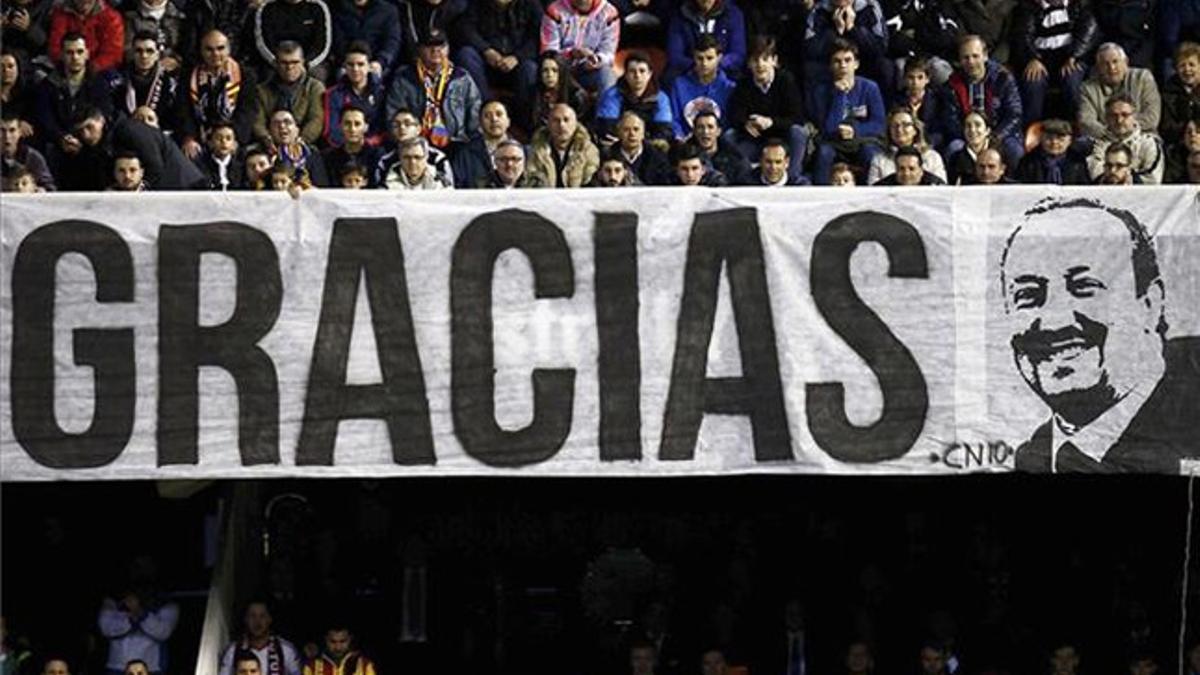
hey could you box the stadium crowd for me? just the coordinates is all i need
[2,0,1200,191]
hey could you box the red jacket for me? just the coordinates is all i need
[48,0,124,72]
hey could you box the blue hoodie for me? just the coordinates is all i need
[667,69,737,137]
[665,0,748,80]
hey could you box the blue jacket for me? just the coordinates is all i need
[323,71,387,147]
[331,0,403,75]
[940,59,1023,143]
[809,76,885,139]
[665,0,747,80]
[595,84,675,140]
[667,69,736,137]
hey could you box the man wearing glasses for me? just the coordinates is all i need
[1086,93,1164,183]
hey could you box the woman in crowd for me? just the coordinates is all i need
[867,107,947,184]
[944,111,995,185]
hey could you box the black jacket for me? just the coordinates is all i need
[60,117,207,191]
[396,0,468,63]
[193,148,246,189]
[625,144,673,185]
[458,0,542,60]
[177,62,260,145]
[34,69,114,147]
[253,0,333,68]
[107,66,183,133]
[1015,147,1091,184]
[1092,0,1156,67]
[1160,74,1200,145]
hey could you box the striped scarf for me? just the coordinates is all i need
[190,59,242,127]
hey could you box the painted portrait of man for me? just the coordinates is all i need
[999,197,1200,473]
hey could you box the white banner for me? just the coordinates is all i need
[2,187,1198,480]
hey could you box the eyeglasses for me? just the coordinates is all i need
[495,155,524,164]
[1104,161,1130,170]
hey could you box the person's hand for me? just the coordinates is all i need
[484,48,503,68]
[287,183,304,199]
[1023,58,1047,82]
[633,0,651,7]
[842,5,855,27]
[181,137,203,160]
[19,120,33,138]
[756,115,774,131]
[1060,57,1081,77]
[122,593,145,620]
[837,123,854,140]
[744,120,761,137]
[160,55,180,72]
[9,9,30,31]
[370,60,383,76]
[584,53,602,70]
[500,55,518,72]
[833,7,846,31]
[60,134,81,154]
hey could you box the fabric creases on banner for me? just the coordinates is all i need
[1,187,1199,481]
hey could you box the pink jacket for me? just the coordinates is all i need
[539,0,620,68]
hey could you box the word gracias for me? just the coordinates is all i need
[9,208,930,469]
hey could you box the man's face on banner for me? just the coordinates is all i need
[1003,208,1162,423]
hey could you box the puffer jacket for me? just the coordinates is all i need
[539,0,621,69]
[48,0,125,71]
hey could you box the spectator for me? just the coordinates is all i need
[96,560,180,675]
[266,107,328,185]
[67,103,205,189]
[595,50,674,143]
[1158,0,1200,80]
[323,42,387,148]
[844,641,874,675]
[301,624,377,675]
[1160,41,1200,145]
[2,0,54,65]
[867,106,946,183]
[179,29,259,155]
[218,600,301,675]
[455,0,541,103]
[629,640,658,675]
[1015,117,1090,183]
[810,39,885,184]
[48,0,124,72]
[882,0,963,85]
[876,143,944,183]
[668,35,737,139]
[450,99,512,188]
[253,0,333,78]
[1,114,55,190]
[244,144,273,187]
[374,107,455,187]
[253,41,326,147]
[267,159,307,194]
[480,137,545,186]
[944,110,993,183]
[1086,92,1163,182]
[122,0,186,72]
[385,28,481,151]
[664,0,747,80]
[396,0,468,65]
[179,0,247,67]
[36,32,114,158]
[690,109,752,183]
[748,136,811,184]
[109,150,148,190]
[830,160,856,184]
[322,106,382,185]
[1092,0,1156,68]
[193,119,244,189]
[383,136,452,188]
[1078,42,1161,139]
[109,31,182,134]
[946,0,1016,64]
[727,35,808,183]
[337,159,369,187]
[671,139,728,184]
[941,34,1024,167]
[700,649,729,675]
[897,57,944,147]
[0,50,35,134]
[528,51,588,132]
[589,151,642,185]
[331,0,402,78]
[1164,117,1200,181]
[802,0,890,90]
[539,0,621,94]
[610,111,672,184]
[1015,0,1099,125]
[1095,139,1138,183]
[526,101,599,186]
